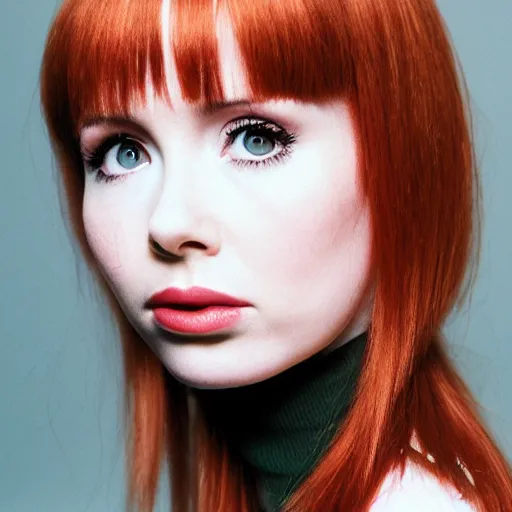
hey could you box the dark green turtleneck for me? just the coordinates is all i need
[196,331,368,511]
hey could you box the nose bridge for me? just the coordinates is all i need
[148,142,220,256]
[152,144,204,219]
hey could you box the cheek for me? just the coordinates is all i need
[260,163,368,283]
[277,199,371,288]
[82,197,126,284]
[247,146,373,330]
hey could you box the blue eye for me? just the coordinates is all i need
[81,134,150,183]
[224,117,297,169]
[242,132,275,156]
[117,142,144,169]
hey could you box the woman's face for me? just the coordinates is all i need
[80,9,374,389]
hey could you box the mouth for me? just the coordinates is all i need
[167,304,211,311]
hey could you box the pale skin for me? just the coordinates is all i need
[79,3,375,389]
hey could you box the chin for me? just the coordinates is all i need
[153,332,324,390]
[166,368,275,390]
[162,356,292,390]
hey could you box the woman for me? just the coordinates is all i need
[39,0,512,510]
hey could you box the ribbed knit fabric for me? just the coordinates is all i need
[196,331,368,511]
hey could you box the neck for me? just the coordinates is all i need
[196,331,368,511]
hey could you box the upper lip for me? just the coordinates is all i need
[146,286,252,308]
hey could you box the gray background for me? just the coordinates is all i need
[1,1,510,510]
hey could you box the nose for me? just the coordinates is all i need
[147,158,221,259]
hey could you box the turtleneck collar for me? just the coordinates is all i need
[195,331,368,511]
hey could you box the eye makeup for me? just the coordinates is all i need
[80,115,298,184]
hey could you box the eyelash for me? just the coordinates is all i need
[80,117,298,184]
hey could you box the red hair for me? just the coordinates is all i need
[39,0,512,510]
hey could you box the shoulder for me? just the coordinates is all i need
[370,459,477,512]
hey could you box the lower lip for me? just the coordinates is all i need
[152,306,245,334]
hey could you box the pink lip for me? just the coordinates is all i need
[146,286,252,308]
[147,286,252,334]
[152,306,245,334]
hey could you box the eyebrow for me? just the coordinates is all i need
[79,99,254,131]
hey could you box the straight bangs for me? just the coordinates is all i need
[41,0,354,144]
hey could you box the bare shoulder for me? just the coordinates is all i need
[370,460,477,512]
